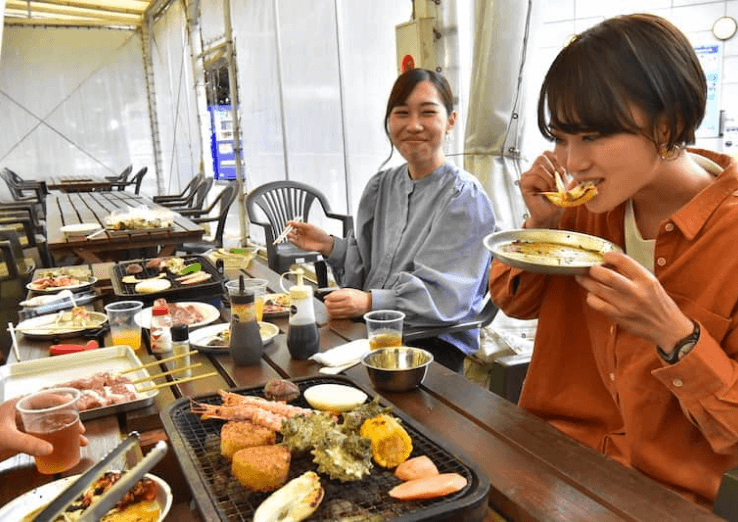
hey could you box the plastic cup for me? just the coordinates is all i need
[16,387,82,474]
[364,310,405,350]
[226,279,268,321]
[105,300,144,352]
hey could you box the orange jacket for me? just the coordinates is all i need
[490,149,738,506]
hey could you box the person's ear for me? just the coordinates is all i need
[446,111,458,134]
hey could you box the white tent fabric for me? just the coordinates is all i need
[464,0,543,231]
[0,26,153,193]
[151,0,202,197]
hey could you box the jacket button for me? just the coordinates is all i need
[673,378,683,387]
[657,258,667,266]
[665,223,674,232]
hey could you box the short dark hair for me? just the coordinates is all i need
[380,68,454,168]
[537,13,707,152]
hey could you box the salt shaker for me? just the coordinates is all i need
[171,324,191,378]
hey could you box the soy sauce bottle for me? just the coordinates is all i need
[229,277,263,366]
[286,268,319,359]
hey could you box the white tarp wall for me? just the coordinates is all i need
[0,27,155,197]
[229,0,410,224]
[150,0,202,196]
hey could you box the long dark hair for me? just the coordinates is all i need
[379,68,455,169]
[538,13,706,152]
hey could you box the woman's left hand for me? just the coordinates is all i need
[575,251,694,349]
[324,289,371,318]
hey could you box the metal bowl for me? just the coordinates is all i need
[361,347,434,392]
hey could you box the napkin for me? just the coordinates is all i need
[310,339,370,375]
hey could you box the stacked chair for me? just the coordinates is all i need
[153,173,204,206]
[161,177,213,213]
[105,165,133,191]
[177,183,237,254]
[0,227,36,363]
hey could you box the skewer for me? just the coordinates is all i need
[119,350,199,374]
[7,322,20,362]
[272,215,303,245]
[132,363,203,384]
[136,372,219,392]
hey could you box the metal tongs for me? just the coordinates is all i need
[32,432,168,522]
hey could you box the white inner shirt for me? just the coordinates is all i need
[624,153,723,273]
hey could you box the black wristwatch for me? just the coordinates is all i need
[657,321,700,364]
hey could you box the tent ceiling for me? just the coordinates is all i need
[4,0,152,28]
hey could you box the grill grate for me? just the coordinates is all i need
[163,376,489,521]
[111,254,225,304]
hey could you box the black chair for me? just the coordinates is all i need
[1,168,45,203]
[178,183,238,254]
[0,213,52,267]
[110,166,147,194]
[153,172,204,205]
[245,181,353,283]
[0,227,35,363]
[105,165,133,190]
[164,177,213,212]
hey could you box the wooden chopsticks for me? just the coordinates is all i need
[124,349,218,393]
[272,215,302,245]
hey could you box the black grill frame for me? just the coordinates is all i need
[160,375,490,521]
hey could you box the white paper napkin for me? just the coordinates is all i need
[310,339,370,374]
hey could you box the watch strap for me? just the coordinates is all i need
[657,321,700,364]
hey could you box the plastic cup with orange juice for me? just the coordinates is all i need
[105,300,144,352]
[226,279,268,321]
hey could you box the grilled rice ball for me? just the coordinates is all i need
[232,445,291,492]
[220,421,276,460]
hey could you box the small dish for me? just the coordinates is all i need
[188,321,279,352]
[362,347,434,392]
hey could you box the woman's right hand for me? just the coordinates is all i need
[519,151,566,229]
[286,221,334,256]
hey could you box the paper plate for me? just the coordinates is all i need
[484,228,622,276]
[16,311,107,339]
[26,277,97,294]
[60,222,102,237]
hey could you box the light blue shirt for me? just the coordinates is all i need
[327,162,496,354]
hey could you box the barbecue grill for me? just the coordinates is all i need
[161,375,490,521]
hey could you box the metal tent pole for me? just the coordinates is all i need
[142,14,164,194]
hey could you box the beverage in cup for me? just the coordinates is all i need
[364,310,405,350]
[105,301,144,351]
[16,387,82,474]
[226,279,267,321]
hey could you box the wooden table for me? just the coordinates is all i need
[0,260,724,521]
[45,191,205,263]
[45,175,112,192]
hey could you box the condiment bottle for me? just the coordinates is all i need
[150,302,172,354]
[171,324,191,378]
[229,287,263,366]
[286,268,319,359]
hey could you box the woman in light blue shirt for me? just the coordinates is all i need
[288,69,495,372]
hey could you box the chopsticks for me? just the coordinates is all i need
[120,349,218,392]
[272,215,302,245]
[120,349,199,374]
[7,322,20,362]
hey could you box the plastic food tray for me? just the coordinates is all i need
[111,254,225,305]
[0,346,159,421]
[160,375,490,521]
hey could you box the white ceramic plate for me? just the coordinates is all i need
[26,276,98,294]
[60,222,102,237]
[135,301,220,330]
[484,228,622,276]
[135,278,172,294]
[263,292,290,317]
[15,311,107,339]
[188,321,279,352]
[0,472,172,521]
